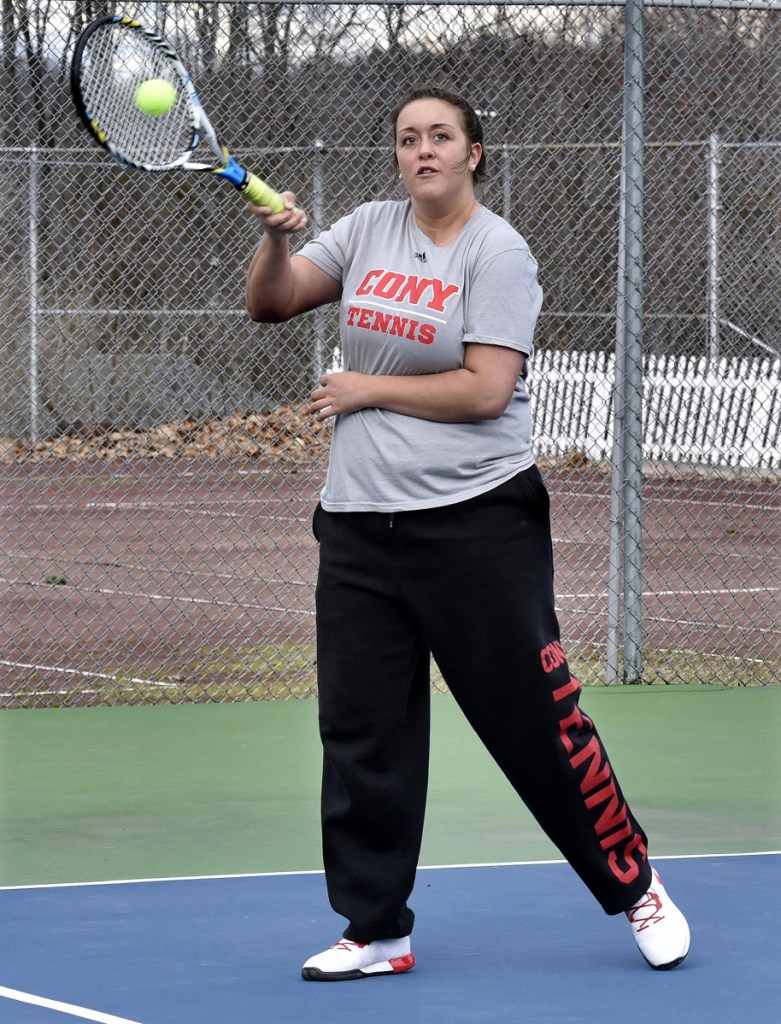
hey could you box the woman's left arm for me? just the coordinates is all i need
[309,343,526,424]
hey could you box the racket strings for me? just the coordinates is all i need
[78,25,194,169]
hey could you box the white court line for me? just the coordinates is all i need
[555,584,780,600]
[0,660,175,689]
[650,615,781,635]
[0,986,143,1024]
[0,552,311,588]
[1,850,777,892]
[555,488,781,514]
[0,578,314,620]
[2,574,775,611]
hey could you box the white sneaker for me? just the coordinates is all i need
[626,867,691,970]
[301,936,415,981]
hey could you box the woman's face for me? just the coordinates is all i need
[395,97,481,204]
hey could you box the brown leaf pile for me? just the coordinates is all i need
[0,406,332,465]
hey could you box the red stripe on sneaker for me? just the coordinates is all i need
[389,953,416,974]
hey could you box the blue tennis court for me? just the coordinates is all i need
[1,854,779,1024]
[2,691,779,1024]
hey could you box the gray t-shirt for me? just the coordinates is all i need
[298,199,543,512]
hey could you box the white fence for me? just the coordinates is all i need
[532,351,781,472]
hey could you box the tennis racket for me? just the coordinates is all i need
[70,13,286,210]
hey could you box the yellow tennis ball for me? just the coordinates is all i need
[134,78,177,116]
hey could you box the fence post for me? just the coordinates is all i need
[502,141,511,222]
[707,133,722,363]
[620,0,646,684]
[28,145,41,443]
[607,216,625,685]
[312,138,327,383]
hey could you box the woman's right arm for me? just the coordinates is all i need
[245,193,342,322]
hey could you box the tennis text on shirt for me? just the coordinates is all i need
[296,199,544,512]
[347,270,460,345]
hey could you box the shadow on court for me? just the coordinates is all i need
[1,856,779,1024]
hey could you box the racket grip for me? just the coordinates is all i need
[242,173,286,213]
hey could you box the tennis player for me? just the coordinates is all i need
[246,85,690,981]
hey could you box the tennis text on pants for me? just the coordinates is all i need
[549,666,648,885]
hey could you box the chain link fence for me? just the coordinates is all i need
[1,0,779,707]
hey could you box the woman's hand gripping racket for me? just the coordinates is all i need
[70,13,286,211]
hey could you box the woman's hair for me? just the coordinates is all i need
[389,85,487,183]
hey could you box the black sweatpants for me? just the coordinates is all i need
[313,466,652,942]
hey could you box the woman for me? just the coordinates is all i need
[246,86,690,981]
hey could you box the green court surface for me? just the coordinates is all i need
[1,687,779,888]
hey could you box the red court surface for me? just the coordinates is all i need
[2,459,778,703]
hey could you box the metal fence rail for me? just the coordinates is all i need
[1,1,779,707]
